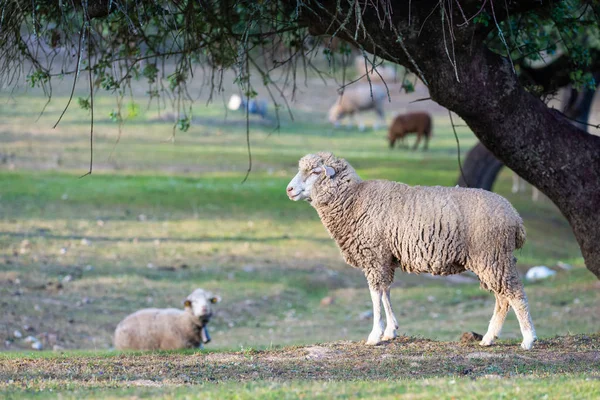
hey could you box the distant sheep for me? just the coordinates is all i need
[328,84,387,130]
[228,94,268,119]
[354,56,398,84]
[388,112,433,150]
[113,289,220,351]
[286,152,536,349]
[512,172,540,201]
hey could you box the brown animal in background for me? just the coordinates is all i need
[388,112,433,150]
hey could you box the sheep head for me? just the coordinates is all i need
[183,289,220,344]
[328,101,344,124]
[287,152,361,207]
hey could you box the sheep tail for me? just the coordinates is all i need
[515,222,526,249]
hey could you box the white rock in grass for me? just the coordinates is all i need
[80,238,91,246]
[31,341,43,350]
[24,335,38,343]
[525,266,556,282]
[13,330,22,339]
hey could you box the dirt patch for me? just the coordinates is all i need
[1,334,598,388]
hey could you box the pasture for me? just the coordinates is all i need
[1,87,599,398]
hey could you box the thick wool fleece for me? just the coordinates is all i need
[301,152,526,296]
[113,308,206,350]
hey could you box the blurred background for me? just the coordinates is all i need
[1,49,598,353]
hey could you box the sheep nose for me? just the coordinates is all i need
[286,186,294,193]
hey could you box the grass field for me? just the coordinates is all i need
[1,91,599,398]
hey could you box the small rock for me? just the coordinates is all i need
[4,340,11,348]
[96,219,105,227]
[34,304,41,311]
[525,266,556,282]
[62,275,73,283]
[574,298,581,304]
[359,310,373,320]
[320,296,335,306]
[13,330,22,339]
[80,238,90,246]
[556,261,573,270]
[153,239,160,246]
[84,264,94,271]
[138,214,147,221]
[24,335,38,343]
[147,263,155,269]
[460,331,483,344]
[242,265,255,273]
[23,325,34,332]
[427,295,436,302]
[61,193,69,200]
[53,345,65,351]
[82,297,91,304]
[59,247,68,255]
[31,341,43,350]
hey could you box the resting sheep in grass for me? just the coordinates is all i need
[328,84,387,130]
[286,152,536,349]
[388,112,433,150]
[113,289,220,351]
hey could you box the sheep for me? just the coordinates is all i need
[388,112,433,150]
[228,94,268,119]
[328,84,387,130]
[512,172,540,201]
[354,56,398,84]
[286,152,536,350]
[113,289,221,351]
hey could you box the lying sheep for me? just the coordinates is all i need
[286,152,536,350]
[228,94,268,119]
[113,289,220,351]
[328,84,387,130]
[388,112,433,150]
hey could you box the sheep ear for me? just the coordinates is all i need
[210,296,221,304]
[183,300,192,308]
[324,165,335,178]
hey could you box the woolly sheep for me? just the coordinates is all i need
[286,152,536,349]
[388,112,433,150]
[113,289,221,351]
[328,84,387,130]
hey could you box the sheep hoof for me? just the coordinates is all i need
[479,338,494,347]
[521,335,536,350]
[366,333,382,345]
[382,330,397,341]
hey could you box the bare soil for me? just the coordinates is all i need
[1,334,598,388]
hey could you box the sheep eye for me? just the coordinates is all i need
[210,297,218,304]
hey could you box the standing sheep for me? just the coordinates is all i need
[388,112,433,150]
[328,84,387,130]
[113,289,220,351]
[286,152,536,350]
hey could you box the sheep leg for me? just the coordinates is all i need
[511,172,520,193]
[381,288,399,341]
[480,294,510,347]
[507,292,537,350]
[413,133,422,150]
[366,287,385,345]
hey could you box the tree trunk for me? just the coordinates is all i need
[302,1,600,278]
[457,143,502,191]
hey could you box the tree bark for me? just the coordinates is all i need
[301,1,600,278]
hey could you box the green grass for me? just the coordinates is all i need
[1,90,598,398]
[2,376,599,399]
